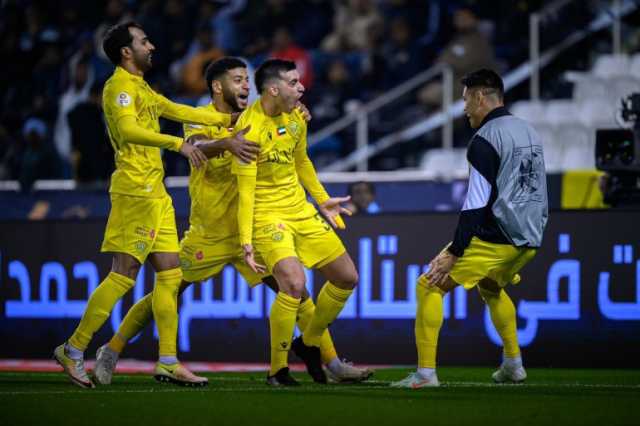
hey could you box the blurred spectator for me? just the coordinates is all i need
[67,82,113,187]
[322,0,383,53]
[19,118,63,192]
[172,23,225,97]
[309,60,357,126]
[211,0,246,52]
[345,181,381,215]
[381,15,425,89]
[269,27,314,89]
[238,0,299,56]
[30,38,65,123]
[290,0,334,48]
[93,0,134,64]
[418,7,497,109]
[54,55,94,176]
[307,59,357,163]
[0,125,19,180]
[381,0,449,53]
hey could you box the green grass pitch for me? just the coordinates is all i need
[1,367,639,426]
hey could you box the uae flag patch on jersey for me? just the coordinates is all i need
[277,126,286,136]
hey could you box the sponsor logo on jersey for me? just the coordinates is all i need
[117,92,132,107]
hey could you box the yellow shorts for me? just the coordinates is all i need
[179,229,265,286]
[101,193,179,264]
[448,237,537,289]
[254,212,346,272]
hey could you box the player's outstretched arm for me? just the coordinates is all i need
[156,93,232,127]
[117,115,184,151]
[293,132,350,229]
[117,116,207,167]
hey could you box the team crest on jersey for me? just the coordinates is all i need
[272,232,283,241]
[287,121,299,136]
[195,250,204,260]
[117,92,132,107]
[135,240,148,253]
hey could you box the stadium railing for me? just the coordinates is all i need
[314,0,638,174]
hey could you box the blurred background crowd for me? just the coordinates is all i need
[1,0,638,192]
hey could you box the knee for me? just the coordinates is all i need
[343,268,359,289]
[278,273,306,299]
[333,267,359,290]
[112,261,140,280]
[282,282,305,299]
[111,253,143,279]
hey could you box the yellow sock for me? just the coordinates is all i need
[303,282,353,347]
[297,298,338,364]
[415,275,444,369]
[479,287,520,358]
[69,272,135,351]
[152,268,182,359]
[108,292,153,354]
[270,292,301,375]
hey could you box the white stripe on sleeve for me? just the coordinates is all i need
[462,164,492,211]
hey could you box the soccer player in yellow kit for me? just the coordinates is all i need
[233,59,359,385]
[53,22,232,388]
[92,57,372,387]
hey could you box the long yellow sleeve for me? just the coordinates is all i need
[156,93,231,127]
[295,150,329,205]
[117,115,183,151]
[237,173,257,246]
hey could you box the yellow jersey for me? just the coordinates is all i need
[102,66,231,198]
[231,99,330,245]
[183,104,237,239]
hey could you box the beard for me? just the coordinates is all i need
[221,86,242,112]
[133,51,152,72]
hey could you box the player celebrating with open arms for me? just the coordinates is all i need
[53,22,233,388]
[233,59,359,385]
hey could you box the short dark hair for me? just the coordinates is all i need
[102,21,143,66]
[461,69,504,100]
[204,57,247,98]
[255,59,296,94]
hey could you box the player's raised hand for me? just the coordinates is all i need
[180,140,208,168]
[228,126,259,163]
[319,196,353,229]
[243,244,266,274]
[295,101,312,122]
